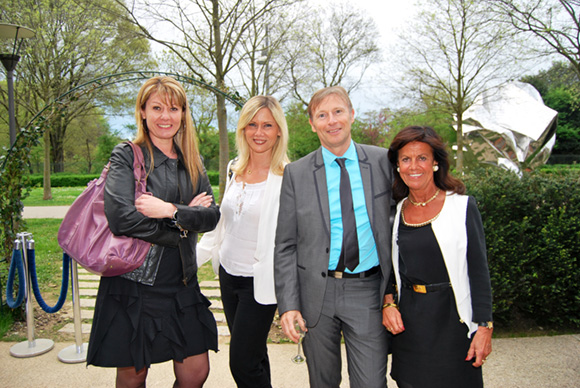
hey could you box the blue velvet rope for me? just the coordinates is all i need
[28,249,69,313]
[6,248,26,308]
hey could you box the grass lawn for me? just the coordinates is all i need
[22,187,86,206]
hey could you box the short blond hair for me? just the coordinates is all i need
[307,85,353,120]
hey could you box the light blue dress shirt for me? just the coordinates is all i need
[322,141,379,273]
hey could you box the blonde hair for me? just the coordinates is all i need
[134,76,202,186]
[232,95,290,176]
[307,85,353,120]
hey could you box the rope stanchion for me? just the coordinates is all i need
[28,249,69,313]
[9,233,54,358]
[58,254,88,363]
[6,241,25,308]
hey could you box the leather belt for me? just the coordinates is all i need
[402,281,451,294]
[328,266,379,279]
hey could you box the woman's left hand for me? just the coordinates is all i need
[189,192,212,208]
[466,326,493,367]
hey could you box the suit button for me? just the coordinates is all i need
[326,248,329,253]
[321,272,327,278]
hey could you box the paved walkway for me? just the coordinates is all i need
[2,334,579,387]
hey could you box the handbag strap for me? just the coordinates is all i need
[126,141,147,193]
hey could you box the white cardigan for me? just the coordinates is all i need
[197,160,283,305]
[392,192,478,337]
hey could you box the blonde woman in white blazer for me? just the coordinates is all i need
[382,126,493,388]
[197,96,289,388]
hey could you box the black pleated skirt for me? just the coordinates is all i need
[87,247,218,371]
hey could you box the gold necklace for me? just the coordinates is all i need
[408,188,440,207]
[401,203,442,228]
[401,209,441,227]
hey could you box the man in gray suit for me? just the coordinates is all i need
[275,86,394,387]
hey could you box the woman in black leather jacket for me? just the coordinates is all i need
[87,76,220,388]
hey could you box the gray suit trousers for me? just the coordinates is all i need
[302,273,389,388]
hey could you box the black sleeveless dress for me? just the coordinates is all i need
[390,214,485,388]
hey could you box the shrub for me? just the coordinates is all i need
[464,168,580,329]
[26,174,100,188]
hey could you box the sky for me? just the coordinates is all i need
[109,0,419,135]
[334,1,418,113]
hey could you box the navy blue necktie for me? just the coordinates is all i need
[336,158,359,272]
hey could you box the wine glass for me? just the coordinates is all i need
[291,318,306,364]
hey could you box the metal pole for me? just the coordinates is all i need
[0,54,20,147]
[58,260,88,363]
[10,233,54,358]
[7,67,16,146]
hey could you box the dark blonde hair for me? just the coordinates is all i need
[388,126,465,202]
[307,85,353,120]
[233,96,290,176]
[134,76,202,186]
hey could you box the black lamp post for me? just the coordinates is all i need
[0,24,35,147]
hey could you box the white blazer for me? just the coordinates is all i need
[197,160,283,305]
[392,192,478,337]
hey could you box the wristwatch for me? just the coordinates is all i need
[478,321,494,329]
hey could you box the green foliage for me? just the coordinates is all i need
[464,168,580,329]
[95,132,122,169]
[0,309,18,338]
[285,103,320,161]
[352,109,392,147]
[206,171,219,186]
[521,61,580,164]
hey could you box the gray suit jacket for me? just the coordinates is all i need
[274,142,394,326]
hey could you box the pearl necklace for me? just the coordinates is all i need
[408,188,440,207]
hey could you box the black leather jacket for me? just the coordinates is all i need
[104,142,220,285]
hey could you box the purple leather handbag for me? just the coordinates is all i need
[58,141,151,277]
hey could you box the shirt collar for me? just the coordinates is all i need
[321,140,357,166]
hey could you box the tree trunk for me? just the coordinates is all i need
[43,131,52,200]
[212,0,229,203]
[50,120,66,173]
[216,93,229,203]
[456,112,464,174]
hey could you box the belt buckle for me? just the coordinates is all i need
[334,271,343,279]
[413,284,427,293]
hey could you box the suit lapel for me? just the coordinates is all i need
[313,148,331,236]
[356,143,374,227]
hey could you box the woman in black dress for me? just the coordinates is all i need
[87,76,220,387]
[382,126,493,388]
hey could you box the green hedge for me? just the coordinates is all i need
[27,170,220,187]
[464,168,580,329]
[26,174,100,188]
[206,170,219,186]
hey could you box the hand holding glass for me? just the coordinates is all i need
[291,319,306,364]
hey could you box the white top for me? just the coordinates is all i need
[219,179,266,277]
[197,159,285,305]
